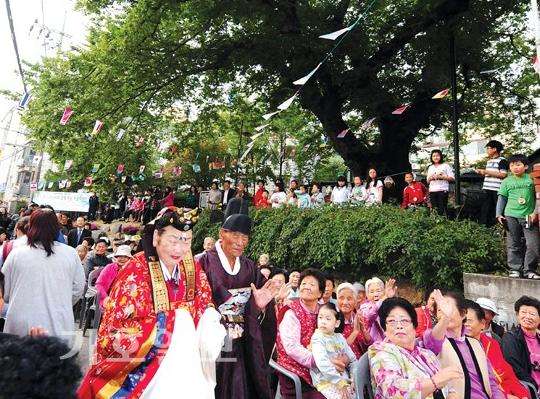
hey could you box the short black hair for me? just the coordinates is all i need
[486,140,503,153]
[82,237,95,247]
[464,299,485,321]
[311,182,321,190]
[0,335,82,398]
[257,179,265,184]
[319,302,345,334]
[324,274,335,288]
[430,149,444,163]
[269,268,289,280]
[378,297,418,330]
[299,268,326,298]
[514,295,540,315]
[404,172,414,178]
[337,175,347,182]
[444,291,467,316]
[507,154,529,166]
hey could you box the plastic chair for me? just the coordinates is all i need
[269,358,302,399]
[352,353,374,399]
[520,380,539,399]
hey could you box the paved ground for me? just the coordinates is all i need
[75,327,95,373]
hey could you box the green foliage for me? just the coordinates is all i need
[193,205,505,289]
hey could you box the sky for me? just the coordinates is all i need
[0,0,89,121]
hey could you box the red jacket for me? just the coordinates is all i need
[480,333,531,398]
[401,181,428,208]
[253,188,265,208]
[415,306,433,339]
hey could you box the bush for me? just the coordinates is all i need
[192,205,505,289]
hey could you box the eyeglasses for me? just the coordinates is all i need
[386,318,412,327]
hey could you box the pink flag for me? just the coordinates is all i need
[361,117,376,130]
[84,176,93,187]
[392,104,409,115]
[172,166,182,176]
[534,56,540,76]
[92,120,104,135]
[432,89,449,99]
[60,106,73,125]
[116,164,125,174]
[337,128,350,138]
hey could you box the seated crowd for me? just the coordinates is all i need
[250,255,539,399]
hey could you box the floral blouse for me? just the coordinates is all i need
[368,339,442,399]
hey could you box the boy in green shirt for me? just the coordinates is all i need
[496,154,539,279]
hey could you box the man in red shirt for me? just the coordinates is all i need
[253,179,266,208]
[465,300,530,399]
[401,172,430,209]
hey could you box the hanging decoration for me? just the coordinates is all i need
[18,91,32,110]
[533,56,540,76]
[58,180,66,189]
[139,165,146,174]
[121,176,127,183]
[319,26,354,41]
[64,159,73,170]
[277,92,298,111]
[135,136,145,148]
[361,117,377,130]
[84,176,93,187]
[66,180,72,188]
[293,63,322,86]
[91,164,100,173]
[92,120,104,135]
[154,168,163,179]
[116,129,126,141]
[172,166,182,176]
[48,181,54,189]
[392,104,410,115]
[192,164,201,173]
[262,111,281,120]
[116,164,125,174]
[432,89,450,99]
[254,124,269,132]
[60,106,73,125]
[337,128,350,138]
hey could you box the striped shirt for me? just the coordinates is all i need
[482,157,508,192]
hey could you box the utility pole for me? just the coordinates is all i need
[5,0,27,93]
[450,33,461,206]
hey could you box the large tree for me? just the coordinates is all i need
[22,0,538,179]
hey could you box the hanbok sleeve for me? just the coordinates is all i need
[368,343,423,399]
[192,260,213,326]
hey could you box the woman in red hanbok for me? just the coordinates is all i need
[78,207,223,399]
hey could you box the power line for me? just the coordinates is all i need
[4,0,28,93]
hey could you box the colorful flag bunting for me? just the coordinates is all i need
[192,164,201,173]
[337,128,350,138]
[293,63,322,85]
[135,137,145,148]
[277,93,298,111]
[116,129,126,141]
[251,132,264,141]
[116,164,125,174]
[64,159,73,170]
[262,111,281,120]
[139,165,146,174]
[432,89,449,99]
[92,164,100,173]
[392,104,409,115]
[59,180,66,189]
[60,106,73,125]
[121,176,127,183]
[361,117,377,130]
[213,160,225,169]
[66,180,72,188]
[92,120,104,135]
[172,166,182,176]
[319,26,353,40]
[534,56,540,76]
[84,176,93,187]
[240,142,255,162]
[48,181,54,189]
[18,91,32,110]
[154,169,163,179]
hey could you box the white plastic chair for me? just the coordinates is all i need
[352,353,374,399]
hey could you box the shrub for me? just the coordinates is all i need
[192,205,505,289]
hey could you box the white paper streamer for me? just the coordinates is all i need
[262,111,281,120]
[255,124,269,132]
[293,63,322,85]
[277,93,298,111]
[319,26,353,40]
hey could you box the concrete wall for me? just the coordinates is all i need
[463,273,540,328]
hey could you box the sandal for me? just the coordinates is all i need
[508,271,521,278]
[525,272,540,280]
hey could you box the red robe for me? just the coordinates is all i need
[480,333,531,399]
[77,252,212,399]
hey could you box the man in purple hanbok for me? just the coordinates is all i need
[199,213,278,399]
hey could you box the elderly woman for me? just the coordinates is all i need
[432,292,506,399]
[276,268,349,399]
[336,283,371,359]
[368,297,462,399]
[359,277,397,343]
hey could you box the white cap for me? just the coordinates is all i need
[476,297,498,315]
[114,245,133,258]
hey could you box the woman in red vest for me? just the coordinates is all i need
[276,268,351,399]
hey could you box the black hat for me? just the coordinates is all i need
[153,207,200,231]
[222,214,252,236]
